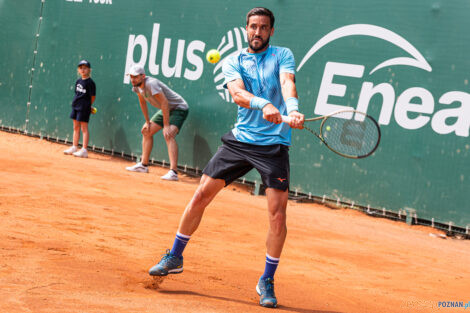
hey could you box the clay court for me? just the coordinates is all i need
[0,131,468,313]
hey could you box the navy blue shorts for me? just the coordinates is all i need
[70,108,91,123]
[203,132,290,191]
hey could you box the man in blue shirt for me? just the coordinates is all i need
[148,7,304,308]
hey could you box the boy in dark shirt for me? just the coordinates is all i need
[64,60,96,158]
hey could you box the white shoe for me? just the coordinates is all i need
[161,170,178,181]
[73,148,88,158]
[126,162,149,173]
[64,146,78,155]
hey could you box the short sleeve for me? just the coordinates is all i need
[149,80,162,96]
[89,80,96,96]
[279,48,296,74]
[222,55,242,89]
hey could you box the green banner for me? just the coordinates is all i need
[1,0,469,226]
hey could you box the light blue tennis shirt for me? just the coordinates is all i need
[222,45,296,146]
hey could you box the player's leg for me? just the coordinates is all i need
[148,174,225,276]
[65,118,80,154]
[250,145,290,308]
[126,120,160,173]
[265,188,288,258]
[161,109,188,181]
[73,119,80,147]
[149,132,252,276]
[161,125,179,179]
[80,121,89,151]
[254,188,288,308]
[73,110,90,158]
[141,121,161,164]
[177,174,225,235]
[265,188,288,257]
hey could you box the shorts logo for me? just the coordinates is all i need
[276,178,287,183]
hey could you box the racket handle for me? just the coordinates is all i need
[281,115,291,123]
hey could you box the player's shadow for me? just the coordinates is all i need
[157,290,343,313]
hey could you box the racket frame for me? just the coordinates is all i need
[294,109,381,159]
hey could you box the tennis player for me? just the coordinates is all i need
[148,7,304,308]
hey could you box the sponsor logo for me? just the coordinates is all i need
[123,23,206,84]
[298,24,469,137]
[212,27,248,102]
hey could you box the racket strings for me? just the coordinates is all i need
[321,116,380,158]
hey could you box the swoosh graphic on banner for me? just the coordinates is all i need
[297,24,432,74]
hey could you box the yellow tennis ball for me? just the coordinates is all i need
[326,126,331,131]
[91,107,97,114]
[206,49,220,64]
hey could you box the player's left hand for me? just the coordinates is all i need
[288,111,304,129]
[163,125,176,140]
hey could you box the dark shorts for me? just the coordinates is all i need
[150,109,188,130]
[203,132,290,191]
[70,108,91,123]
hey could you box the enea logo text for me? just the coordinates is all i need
[299,24,469,137]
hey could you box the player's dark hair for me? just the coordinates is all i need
[246,7,275,28]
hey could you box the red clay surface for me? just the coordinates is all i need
[0,131,469,313]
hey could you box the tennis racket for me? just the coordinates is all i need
[282,109,381,159]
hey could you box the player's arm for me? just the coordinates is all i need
[280,72,304,129]
[151,93,170,127]
[226,79,282,124]
[90,81,96,105]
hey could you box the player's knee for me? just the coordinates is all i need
[269,211,287,232]
[141,128,150,137]
[192,188,207,205]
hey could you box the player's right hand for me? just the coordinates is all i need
[287,111,304,129]
[262,103,282,124]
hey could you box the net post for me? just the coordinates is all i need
[253,180,261,196]
[404,207,416,225]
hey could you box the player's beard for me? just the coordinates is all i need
[131,80,143,88]
[248,35,270,52]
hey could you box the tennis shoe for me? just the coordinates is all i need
[126,162,149,173]
[73,148,88,158]
[149,249,183,276]
[256,277,278,308]
[161,170,178,181]
[64,146,78,155]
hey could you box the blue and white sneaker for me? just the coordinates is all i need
[256,277,278,308]
[149,249,183,276]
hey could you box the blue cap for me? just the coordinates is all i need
[78,59,91,68]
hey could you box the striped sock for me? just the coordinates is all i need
[260,253,280,280]
[170,232,191,257]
